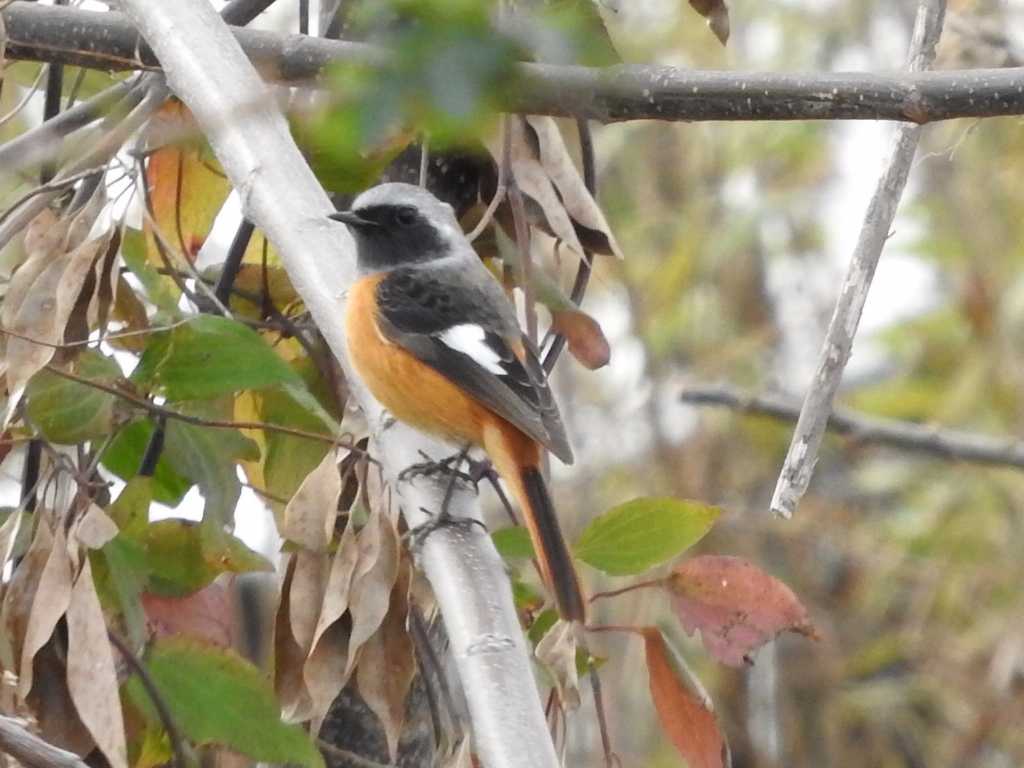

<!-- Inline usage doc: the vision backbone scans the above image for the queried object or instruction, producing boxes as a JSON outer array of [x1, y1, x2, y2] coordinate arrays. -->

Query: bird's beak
[[328, 210, 375, 228]]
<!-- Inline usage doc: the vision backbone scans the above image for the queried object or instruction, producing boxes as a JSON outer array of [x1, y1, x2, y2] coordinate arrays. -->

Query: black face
[[341, 203, 446, 271]]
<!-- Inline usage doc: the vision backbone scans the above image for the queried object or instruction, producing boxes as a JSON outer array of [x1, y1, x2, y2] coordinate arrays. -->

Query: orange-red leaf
[[142, 580, 234, 648], [642, 627, 728, 768], [550, 308, 611, 370], [667, 555, 817, 667]]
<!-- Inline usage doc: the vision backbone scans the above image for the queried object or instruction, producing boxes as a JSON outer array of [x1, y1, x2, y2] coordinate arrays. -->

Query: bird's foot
[[409, 506, 488, 550], [399, 449, 479, 490]]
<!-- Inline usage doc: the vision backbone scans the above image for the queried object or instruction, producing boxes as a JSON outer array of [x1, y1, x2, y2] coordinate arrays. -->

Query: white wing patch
[[439, 324, 506, 375]]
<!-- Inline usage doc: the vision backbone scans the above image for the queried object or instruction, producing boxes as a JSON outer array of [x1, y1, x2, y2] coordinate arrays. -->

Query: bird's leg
[[398, 448, 476, 487], [407, 445, 488, 549]]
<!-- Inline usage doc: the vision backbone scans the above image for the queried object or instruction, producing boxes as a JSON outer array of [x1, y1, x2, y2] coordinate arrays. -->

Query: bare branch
[[0, 716, 90, 768], [114, 1, 560, 765], [3, 3, 1023, 126], [681, 382, 1024, 471], [769, 0, 946, 519]]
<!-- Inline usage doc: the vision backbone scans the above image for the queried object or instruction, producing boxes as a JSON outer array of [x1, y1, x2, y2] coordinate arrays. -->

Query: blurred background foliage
[[2, 0, 1024, 765]]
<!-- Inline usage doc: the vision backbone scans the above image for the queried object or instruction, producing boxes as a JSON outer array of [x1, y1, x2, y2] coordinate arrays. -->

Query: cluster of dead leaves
[[273, 448, 426, 762], [2, 200, 121, 428], [0, 503, 126, 768]]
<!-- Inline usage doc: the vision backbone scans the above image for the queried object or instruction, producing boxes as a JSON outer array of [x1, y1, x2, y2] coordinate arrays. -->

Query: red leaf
[[550, 308, 610, 370], [666, 555, 817, 667], [642, 627, 728, 768], [142, 580, 234, 648]]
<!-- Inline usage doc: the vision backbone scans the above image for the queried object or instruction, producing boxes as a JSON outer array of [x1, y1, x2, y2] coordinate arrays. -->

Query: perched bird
[[332, 182, 585, 622]]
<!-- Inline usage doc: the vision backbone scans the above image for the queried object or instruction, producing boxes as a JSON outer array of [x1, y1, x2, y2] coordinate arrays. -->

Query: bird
[[331, 182, 586, 623]]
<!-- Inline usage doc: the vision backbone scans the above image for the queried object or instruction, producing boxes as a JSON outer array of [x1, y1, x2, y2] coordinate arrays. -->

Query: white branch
[[0, 716, 90, 768], [114, 2, 557, 766], [769, 0, 947, 519]]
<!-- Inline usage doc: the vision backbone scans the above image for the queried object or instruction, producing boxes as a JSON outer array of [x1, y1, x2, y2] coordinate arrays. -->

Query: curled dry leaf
[[67, 558, 129, 768], [534, 619, 580, 709], [282, 448, 342, 552], [3, 222, 114, 426], [689, 0, 730, 45], [304, 518, 361, 725], [641, 627, 729, 768], [1, 518, 53, 677], [18, 525, 73, 699], [274, 555, 312, 721], [343, 486, 400, 680], [142, 579, 234, 648], [288, 549, 329, 656], [70, 504, 119, 552], [666, 555, 818, 667], [522, 116, 623, 259], [355, 556, 416, 761]]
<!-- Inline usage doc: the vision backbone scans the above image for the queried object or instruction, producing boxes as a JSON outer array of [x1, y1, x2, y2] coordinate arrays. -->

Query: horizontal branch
[[680, 383, 1024, 471], [4, 2, 1024, 124]]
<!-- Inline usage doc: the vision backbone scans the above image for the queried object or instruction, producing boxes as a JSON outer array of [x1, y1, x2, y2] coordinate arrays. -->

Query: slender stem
[[466, 117, 509, 243], [588, 667, 617, 768], [508, 177, 537, 344], [214, 218, 255, 306], [588, 578, 663, 603], [107, 630, 187, 768], [0, 715, 90, 768], [137, 415, 167, 477], [39, 0, 67, 185]]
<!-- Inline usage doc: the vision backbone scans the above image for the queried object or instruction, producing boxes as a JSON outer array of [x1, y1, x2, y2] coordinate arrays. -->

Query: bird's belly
[[345, 278, 489, 446]]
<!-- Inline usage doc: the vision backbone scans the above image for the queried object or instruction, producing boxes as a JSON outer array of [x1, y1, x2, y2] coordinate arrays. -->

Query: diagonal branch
[[114, 2, 560, 766], [769, 0, 946, 519], [3, 2, 1023, 126], [0, 716, 90, 768], [681, 382, 1024, 471]]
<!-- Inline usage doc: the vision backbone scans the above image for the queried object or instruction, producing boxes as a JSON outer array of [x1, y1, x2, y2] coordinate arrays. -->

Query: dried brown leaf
[[67, 558, 128, 768], [274, 555, 312, 721], [642, 627, 729, 768], [534, 619, 580, 709], [3, 230, 112, 425], [688, 0, 730, 45], [523, 116, 623, 259], [1, 518, 53, 675], [70, 504, 119, 553], [304, 520, 360, 724], [282, 449, 342, 552], [18, 526, 72, 699], [355, 557, 415, 760], [288, 549, 329, 654], [343, 489, 400, 680]]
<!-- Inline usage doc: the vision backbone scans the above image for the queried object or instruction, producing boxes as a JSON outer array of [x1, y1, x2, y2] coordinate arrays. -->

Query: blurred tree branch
[[4, 2, 1024, 125], [681, 382, 1024, 471], [0, 716, 89, 768], [770, 0, 946, 519]]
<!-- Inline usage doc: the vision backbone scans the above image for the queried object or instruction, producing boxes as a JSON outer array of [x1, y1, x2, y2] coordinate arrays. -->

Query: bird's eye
[[395, 207, 417, 227]]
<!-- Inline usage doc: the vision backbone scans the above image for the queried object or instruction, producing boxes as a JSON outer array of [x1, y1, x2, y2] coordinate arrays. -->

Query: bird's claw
[[408, 506, 488, 551]]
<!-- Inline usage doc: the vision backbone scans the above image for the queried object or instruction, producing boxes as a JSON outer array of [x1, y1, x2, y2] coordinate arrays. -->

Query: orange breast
[[345, 274, 494, 447]]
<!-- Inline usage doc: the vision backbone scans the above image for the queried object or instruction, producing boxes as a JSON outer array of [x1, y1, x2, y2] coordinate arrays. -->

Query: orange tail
[[484, 424, 586, 623]]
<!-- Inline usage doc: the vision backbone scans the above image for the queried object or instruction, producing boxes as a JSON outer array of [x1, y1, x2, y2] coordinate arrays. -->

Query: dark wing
[[376, 267, 574, 464]]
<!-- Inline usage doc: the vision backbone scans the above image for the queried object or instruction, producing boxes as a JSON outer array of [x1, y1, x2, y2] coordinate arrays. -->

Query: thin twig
[[0, 317, 196, 350], [769, 0, 947, 519], [466, 116, 509, 243], [107, 629, 187, 768], [682, 382, 1024, 471], [588, 667, 617, 768], [0, 716, 89, 768], [588, 578, 662, 603], [214, 218, 255, 306], [0, 61, 47, 129], [40, 0, 67, 185], [507, 179, 537, 343], [42, 364, 344, 447]]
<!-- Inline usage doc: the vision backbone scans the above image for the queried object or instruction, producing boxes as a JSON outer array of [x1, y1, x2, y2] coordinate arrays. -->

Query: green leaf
[[107, 476, 154, 534], [134, 315, 301, 400], [92, 536, 149, 648], [491, 526, 534, 560], [26, 351, 121, 444], [161, 402, 260, 527], [133, 519, 272, 596], [575, 497, 720, 576], [125, 637, 324, 768], [121, 227, 180, 311], [102, 420, 193, 506]]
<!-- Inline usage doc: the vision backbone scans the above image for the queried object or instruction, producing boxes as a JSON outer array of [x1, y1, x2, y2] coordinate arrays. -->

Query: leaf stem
[[588, 578, 663, 604]]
